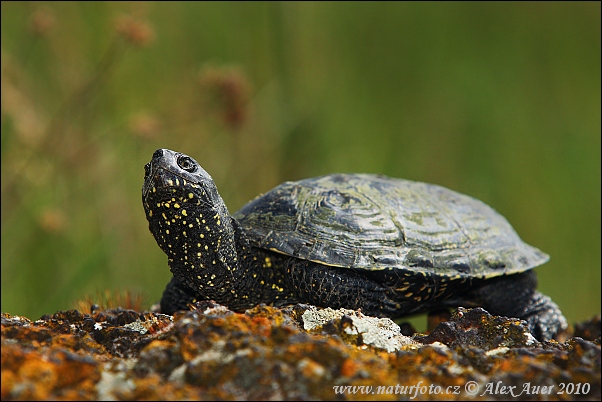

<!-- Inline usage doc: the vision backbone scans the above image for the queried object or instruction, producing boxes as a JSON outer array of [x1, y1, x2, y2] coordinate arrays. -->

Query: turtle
[[142, 148, 567, 341]]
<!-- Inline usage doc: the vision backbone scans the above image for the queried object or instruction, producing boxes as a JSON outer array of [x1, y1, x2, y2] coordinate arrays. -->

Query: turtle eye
[[177, 156, 197, 173], [144, 163, 151, 178]]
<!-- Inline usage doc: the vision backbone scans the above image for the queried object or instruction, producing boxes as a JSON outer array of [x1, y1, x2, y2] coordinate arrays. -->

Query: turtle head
[[143, 149, 215, 204], [143, 149, 239, 301]]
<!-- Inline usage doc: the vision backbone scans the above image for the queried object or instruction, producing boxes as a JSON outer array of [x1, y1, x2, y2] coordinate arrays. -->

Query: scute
[[233, 174, 549, 278]]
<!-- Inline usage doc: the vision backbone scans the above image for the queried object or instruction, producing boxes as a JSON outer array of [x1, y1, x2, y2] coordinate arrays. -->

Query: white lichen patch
[[485, 346, 510, 356], [123, 321, 149, 334], [297, 357, 326, 378], [524, 332, 537, 346], [203, 304, 231, 316], [97, 362, 136, 401], [168, 363, 187, 383], [301, 306, 418, 353], [301, 306, 355, 331]]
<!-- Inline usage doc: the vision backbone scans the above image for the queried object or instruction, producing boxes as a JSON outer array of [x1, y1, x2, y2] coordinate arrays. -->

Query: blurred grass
[[1, 2, 599, 328]]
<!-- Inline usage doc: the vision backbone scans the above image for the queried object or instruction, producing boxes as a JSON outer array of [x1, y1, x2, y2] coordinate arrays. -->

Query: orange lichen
[[340, 358, 359, 378]]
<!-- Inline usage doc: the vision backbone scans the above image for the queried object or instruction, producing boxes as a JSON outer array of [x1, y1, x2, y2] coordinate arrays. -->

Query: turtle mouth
[[143, 166, 188, 202]]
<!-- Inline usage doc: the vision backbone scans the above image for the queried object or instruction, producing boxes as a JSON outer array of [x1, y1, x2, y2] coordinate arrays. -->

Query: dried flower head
[[29, 7, 55, 37], [114, 14, 155, 47], [129, 112, 161, 140], [198, 66, 252, 129], [39, 208, 67, 234]]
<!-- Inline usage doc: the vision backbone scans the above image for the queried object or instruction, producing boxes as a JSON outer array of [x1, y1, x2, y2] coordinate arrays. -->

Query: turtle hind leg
[[518, 291, 568, 341], [285, 259, 405, 317], [467, 270, 568, 341]]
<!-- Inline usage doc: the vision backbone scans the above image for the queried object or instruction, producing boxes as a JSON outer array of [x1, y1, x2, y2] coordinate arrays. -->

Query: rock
[[1, 306, 600, 400], [574, 315, 601, 343], [416, 307, 538, 350]]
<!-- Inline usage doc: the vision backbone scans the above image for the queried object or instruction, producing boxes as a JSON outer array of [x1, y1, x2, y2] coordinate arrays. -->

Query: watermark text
[[333, 381, 591, 398]]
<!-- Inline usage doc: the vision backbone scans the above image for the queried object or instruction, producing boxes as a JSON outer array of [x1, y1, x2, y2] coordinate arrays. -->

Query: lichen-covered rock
[[1, 306, 600, 400]]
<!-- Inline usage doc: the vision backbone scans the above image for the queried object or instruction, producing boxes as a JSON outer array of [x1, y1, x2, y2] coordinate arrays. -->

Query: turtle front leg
[[159, 276, 202, 314], [284, 259, 406, 317], [467, 271, 568, 341]]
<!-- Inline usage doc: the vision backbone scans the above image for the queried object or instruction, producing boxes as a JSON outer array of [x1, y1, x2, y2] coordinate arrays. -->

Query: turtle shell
[[233, 174, 548, 279]]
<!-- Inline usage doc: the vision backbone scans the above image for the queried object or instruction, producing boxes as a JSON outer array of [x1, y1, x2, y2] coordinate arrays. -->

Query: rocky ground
[[1, 302, 600, 400]]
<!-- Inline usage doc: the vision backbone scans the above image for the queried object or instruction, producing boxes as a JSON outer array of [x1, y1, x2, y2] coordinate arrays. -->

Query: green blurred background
[[1, 2, 600, 329]]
